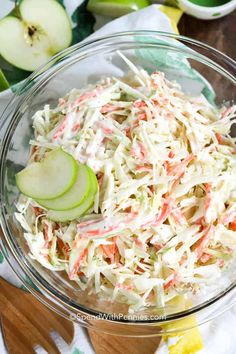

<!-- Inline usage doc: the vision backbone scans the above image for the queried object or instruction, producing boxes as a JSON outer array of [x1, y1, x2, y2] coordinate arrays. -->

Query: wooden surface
[[88, 329, 162, 354], [179, 11, 236, 59], [0, 277, 74, 354]]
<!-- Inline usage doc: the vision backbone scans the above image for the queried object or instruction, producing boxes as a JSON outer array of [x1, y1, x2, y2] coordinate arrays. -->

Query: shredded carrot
[[134, 266, 145, 274], [131, 116, 147, 129], [116, 283, 133, 291], [171, 206, 187, 225], [31, 145, 38, 156], [125, 127, 131, 138], [221, 210, 236, 225], [168, 150, 175, 159], [229, 219, 236, 231], [194, 217, 205, 226], [84, 225, 117, 237], [72, 86, 103, 108], [131, 143, 148, 161], [97, 121, 113, 134], [100, 104, 122, 114], [33, 207, 43, 216], [215, 133, 223, 144], [57, 238, 70, 254], [221, 106, 233, 118], [167, 154, 194, 178], [164, 273, 177, 291], [154, 243, 164, 251], [152, 197, 174, 227], [217, 259, 225, 267], [69, 248, 88, 279], [134, 238, 143, 247], [163, 160, 170, 172], [72, 122, 80, 132], [136, 164, 152, 172], [138, 142, 148, 160], [58, 98, 65, 106], [200, 253, 212, 263], [133, 100, 147, 108], [137, 112, 147, 121], [101, 237, 117, 262], [43, 223, 49, 242], [53, 115, 69, 140], [204, 183, 212, 222], [169, 172, 185, 193]]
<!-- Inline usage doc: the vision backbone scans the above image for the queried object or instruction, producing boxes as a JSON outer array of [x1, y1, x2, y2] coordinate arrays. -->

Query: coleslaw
[[15, 53, 236, 312]]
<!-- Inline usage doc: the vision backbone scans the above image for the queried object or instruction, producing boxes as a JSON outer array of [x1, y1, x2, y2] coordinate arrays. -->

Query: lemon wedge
[[161, 297, 203, 354]]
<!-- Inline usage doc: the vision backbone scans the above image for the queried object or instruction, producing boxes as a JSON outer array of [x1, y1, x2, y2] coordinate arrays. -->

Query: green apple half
[[0, 0, 72, 71], [87, 0, 150, 18]]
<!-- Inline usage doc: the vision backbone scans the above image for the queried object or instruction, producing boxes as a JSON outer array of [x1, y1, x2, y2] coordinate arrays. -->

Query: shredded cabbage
[[15, 53, 236, 312]]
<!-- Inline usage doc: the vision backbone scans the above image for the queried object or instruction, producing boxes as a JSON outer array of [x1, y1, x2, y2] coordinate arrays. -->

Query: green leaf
[[0, 55, 30, 87], [71, 0, 95, 44], [136, 37, 216, 105], [9, 4, 22, 19], [0, 69, 10, 92], [0, 251, 4, 263], [72, 348, 85, 354], [56, 0, 66, 8], [20, 275, 40, 292]]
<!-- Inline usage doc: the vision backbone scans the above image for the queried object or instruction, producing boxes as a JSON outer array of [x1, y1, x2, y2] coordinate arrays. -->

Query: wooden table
[[179, 11, 236, 59]]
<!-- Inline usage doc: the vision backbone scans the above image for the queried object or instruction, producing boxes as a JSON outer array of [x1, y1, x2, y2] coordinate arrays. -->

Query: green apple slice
[[37, 164, 91, 211], [16, 149, 77, 200], [0, 0, 72, 71], [87, 0, 150, 17], [48, 166, 98, 222]]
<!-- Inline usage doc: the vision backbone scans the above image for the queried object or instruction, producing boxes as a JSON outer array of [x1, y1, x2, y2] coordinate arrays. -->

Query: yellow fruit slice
[[162, 297, 204, 354]]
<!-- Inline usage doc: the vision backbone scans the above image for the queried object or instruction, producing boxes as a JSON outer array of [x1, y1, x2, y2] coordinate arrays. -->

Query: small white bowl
[[178, 0, 236, 19]]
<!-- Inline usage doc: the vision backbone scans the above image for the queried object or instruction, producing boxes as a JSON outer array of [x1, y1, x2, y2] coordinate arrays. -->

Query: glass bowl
[[0, 31, 236, 337]]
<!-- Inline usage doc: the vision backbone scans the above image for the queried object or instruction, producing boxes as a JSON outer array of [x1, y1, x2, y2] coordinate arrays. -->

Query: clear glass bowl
[[0, 31, 236, 336]]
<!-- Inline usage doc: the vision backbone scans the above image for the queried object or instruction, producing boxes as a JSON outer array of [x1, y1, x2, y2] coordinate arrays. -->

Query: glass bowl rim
[[0, 30, 236, 325]]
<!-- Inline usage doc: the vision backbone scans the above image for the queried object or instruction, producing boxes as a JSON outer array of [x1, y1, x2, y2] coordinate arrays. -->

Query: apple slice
[[37, 164, 91, 211], [87, 0, 150, 17], [48, 166, 98, 222], [16, 149, 77, 200], [0, 0, 72, 71]]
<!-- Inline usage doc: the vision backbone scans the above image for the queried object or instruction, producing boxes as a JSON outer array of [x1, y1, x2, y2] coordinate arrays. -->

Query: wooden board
[[88, 329, 162, 354], [179, 11, 236, 59], [0, 277, 74, 354]]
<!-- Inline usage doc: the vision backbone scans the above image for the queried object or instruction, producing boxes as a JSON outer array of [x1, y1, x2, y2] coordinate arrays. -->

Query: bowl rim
[[0, 30, 236, 325], [179, 0, 236, 12]]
